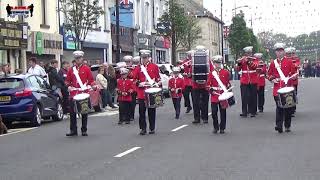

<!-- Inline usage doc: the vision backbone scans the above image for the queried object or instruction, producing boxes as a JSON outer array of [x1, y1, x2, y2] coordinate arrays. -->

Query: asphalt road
[[1, 78, 320, 180]]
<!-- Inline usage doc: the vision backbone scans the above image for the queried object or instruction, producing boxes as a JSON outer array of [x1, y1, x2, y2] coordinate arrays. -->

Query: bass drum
[[145, 88, 164, 108]]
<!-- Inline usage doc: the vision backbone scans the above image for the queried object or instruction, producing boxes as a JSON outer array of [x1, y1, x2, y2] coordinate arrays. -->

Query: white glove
[[272, 79, 279, 83]]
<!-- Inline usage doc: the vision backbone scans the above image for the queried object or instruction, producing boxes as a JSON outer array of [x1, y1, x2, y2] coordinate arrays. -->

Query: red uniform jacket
[[128, 66, 138, 93], [65, 64, 95, 98], [192, 61, 214, 89], [267, 58, 296, 96], [117, 78, 134, 102], [182, 58, 192, 87], [206, 69, 230, 103], [257, 63, 267, 87], [133, 62, 161, 100], [168, 76, 185, 98], [237, 56, 259, 84], [291, 56, 300, 86]]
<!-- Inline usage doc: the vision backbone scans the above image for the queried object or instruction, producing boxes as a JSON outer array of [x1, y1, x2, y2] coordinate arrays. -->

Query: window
[[136, 0, 141, 29], [156, 50, 166, 64], [145, 2, 150, 33], [27, 76, 41, 90], [42, 0, 47, 25], [179, 52, 187, 60]]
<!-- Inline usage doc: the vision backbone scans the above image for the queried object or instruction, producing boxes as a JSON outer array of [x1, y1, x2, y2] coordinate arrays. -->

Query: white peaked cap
[[172, 67, 181, 72], [195, 45, 206, 51], [120, 68, 129, 75], [123, 55, 133, 61], [243, 46, 253, 53], [140, 49, 151, 57], [291, 47, 296, 53], [274, 43, 286, 50], [116, 62, 127, 68], [73, 51, 84, 58], [133, 56, 141, 62], [254, 53, 263, 58], [212, 55, 223, 62], [187, 50, 194, 55]]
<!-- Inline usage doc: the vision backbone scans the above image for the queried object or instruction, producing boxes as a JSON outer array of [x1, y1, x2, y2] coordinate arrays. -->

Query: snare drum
[[145, 88, 164, 108], [73, 93, 91, 114], [218, 92, 235, 108], [277, 87, 297, 108]]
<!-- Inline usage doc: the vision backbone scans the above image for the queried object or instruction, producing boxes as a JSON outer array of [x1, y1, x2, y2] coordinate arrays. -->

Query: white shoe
[[113, 104, 119, 108]]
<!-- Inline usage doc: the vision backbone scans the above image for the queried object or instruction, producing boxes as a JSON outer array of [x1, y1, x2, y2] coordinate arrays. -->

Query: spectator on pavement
[[27, 57, 47, 78], [58, 61, 70, 81], [103, 63, 118, 109], [96, 66, 114, 110]]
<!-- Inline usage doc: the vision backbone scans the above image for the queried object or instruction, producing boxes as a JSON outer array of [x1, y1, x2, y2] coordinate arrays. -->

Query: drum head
[[278, 87, 294, 94], [74, 93, 90, 100], [145, 87, 162, 93], [218, 92, 234, 101]]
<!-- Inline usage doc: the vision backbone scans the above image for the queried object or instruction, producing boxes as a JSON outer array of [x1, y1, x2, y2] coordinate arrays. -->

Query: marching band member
[[65, 51, 95, 137], [117, 68, 134, 125], [254, 53, 267, 113], [191, 46, 211, 124], [182, 51, 193, 113], [133, 50, 161, 135], [267, 43, 297, 133], [123, 55, 135, 121], [169, 67, 185, 119], [129, 56, 141, 120], [236, 46, 259, 118], [290, 47, 300, 116], [207, 55, 231, 134]]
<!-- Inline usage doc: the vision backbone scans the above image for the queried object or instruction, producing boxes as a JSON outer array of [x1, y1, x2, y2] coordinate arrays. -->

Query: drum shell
[[277, 90, 297, 108], [192, 52, 209, 84], [227, 96, 236, 107], [74, 97, 92, 114], [145, 90, 164, 108]]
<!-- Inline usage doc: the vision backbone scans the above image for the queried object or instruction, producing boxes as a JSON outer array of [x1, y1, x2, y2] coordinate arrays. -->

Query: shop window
[[179, 52, 187, 60], [156, 50, 166, 64]]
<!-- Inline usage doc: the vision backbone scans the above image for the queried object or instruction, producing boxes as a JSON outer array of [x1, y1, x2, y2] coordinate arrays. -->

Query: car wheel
[[31, 105, 42, 127], [53, 101, 64, 121]]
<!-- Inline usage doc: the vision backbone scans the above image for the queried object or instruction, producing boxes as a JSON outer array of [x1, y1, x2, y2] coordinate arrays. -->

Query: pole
[[116, 0, 120, 63], [221, 0, 224, 62]]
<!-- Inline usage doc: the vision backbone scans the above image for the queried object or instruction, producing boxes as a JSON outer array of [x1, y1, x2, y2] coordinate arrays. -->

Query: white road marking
[[0, 127, 38, 137], [171, 124, 188, 132], [91, 111, 119, 117], [114, 147, 141, 158]]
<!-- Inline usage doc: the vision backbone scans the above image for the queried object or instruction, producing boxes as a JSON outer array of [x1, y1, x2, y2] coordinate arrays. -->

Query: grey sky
[[203, 0, 320, 37]]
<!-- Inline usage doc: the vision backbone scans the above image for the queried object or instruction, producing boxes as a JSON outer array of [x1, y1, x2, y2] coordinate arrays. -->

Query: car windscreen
[[0, 78, 25, 91]]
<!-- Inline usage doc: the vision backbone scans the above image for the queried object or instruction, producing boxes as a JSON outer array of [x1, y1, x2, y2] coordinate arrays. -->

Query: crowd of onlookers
[[302, 60, 320, 78]]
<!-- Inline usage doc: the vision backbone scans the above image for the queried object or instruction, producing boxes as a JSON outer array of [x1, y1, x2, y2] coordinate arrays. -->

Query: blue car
[[0, 74, 64, 127]]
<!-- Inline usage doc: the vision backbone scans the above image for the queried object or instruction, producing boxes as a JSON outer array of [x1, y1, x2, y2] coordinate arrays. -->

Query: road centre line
[[114, 147, 141, 158], [0, 127, 38, 137], [171, 124, 188, 132]]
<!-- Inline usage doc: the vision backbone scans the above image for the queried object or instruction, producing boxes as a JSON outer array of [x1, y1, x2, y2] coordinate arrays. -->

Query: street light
[[232, 5, 249, 16]]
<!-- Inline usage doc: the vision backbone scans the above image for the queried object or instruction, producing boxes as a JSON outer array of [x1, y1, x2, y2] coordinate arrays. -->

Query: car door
[[35, 76, 58, 116]]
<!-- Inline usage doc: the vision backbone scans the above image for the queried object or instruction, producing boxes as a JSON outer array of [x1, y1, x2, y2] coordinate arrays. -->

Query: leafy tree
[[59, 0, 104, 50], [158, 0, 201, 64]]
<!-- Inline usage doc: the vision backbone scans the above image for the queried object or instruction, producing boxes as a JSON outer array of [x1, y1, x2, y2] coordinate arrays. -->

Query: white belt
[[242, 70, 256, 73], [259, 74, 265, 77], [211, 87, 222, 90]]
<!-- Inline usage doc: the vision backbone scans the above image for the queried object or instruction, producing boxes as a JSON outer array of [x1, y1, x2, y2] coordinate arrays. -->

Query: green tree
[[158, 0, 201, 64], [228, 12, 252, 59], [59, 0, 104, 50]]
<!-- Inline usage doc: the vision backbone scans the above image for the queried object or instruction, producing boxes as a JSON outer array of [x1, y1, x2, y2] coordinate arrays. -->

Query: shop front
[[153, 36, 170, 64], [111, 25, 134, 63]]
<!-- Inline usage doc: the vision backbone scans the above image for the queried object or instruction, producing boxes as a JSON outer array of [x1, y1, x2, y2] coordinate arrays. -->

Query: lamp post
[[221, 0, 224, 60], [115, 0, 120, 63], [232, 5, 249, 16]]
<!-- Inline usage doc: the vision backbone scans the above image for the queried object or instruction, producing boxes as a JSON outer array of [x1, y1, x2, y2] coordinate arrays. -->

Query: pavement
[[1, 78, 320, 180]]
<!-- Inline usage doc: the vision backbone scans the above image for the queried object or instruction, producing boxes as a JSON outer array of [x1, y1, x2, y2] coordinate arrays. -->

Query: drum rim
[[73, 93, 90, 100], [277, 87, 295, 94], [145, 87, 162, 93]]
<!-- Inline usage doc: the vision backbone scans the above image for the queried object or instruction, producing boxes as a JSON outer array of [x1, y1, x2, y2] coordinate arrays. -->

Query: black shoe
[[81, 132, 88, 136], [213, 129, 218, 134], [186, 107, 192, 113], [66, 132, 78, 137], [220, 130, 225, 134], [240, 114, 247, 118], [125, 121, 130, 124], [130, 118, 134, 121], [291, 114, 295, 117], [250, 114, 256, 118], [139, 130, 146, 135], [192, 120, 200, 124], [285, 128, 291, 132], [118, 121, 123, 125], [275, 127, 283, 133], [203, 120, 208, 124], [175, 116, 179, 119], [259, 109, 263, 113], [149, 130, 155, 134]]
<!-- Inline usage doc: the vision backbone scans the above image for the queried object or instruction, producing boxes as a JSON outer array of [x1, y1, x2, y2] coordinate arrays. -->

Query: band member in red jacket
[[182, 51, 193, 113], [288, 47, 300, 115], [191, 46, 212, 124], [254, 53, 267, 113], [128, 56, 140, 121], [207, 55, 231, 134], [133, 50, 161, 135], [236, 46, 259, 118], [65, 51, 95, 137], [267, 43, 297, 133], [117, 68, 134, 125], [169, 67, 185, 119]]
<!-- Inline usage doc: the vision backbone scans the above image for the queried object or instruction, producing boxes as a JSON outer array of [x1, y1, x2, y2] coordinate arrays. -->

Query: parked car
[[0, 74, 64, 127]]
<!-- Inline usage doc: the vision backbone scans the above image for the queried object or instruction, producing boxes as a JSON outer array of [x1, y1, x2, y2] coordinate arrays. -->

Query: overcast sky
[[203, 0, 320, 37]]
